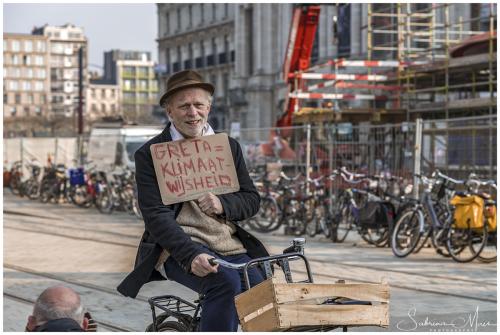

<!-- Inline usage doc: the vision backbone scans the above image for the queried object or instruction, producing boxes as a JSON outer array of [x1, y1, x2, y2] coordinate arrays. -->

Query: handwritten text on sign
[[150, 133, 239, 205]]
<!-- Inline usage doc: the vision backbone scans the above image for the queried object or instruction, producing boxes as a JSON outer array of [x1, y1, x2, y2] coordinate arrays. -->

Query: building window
[[11, 40, 20, 51], [111, 104, 116, 113], [26, 68, 33, 78], [10, 81, 19, 90], [24, 107, 30, 116], [101, 103, 106, 113], [22, 81, 32, 91], [200, 4, 204, 24], [3, 40, 7, 51], [35, 56, 44, 65], [139, 80, 148, 90], [224, 4, 229, 18], [177, 8, 181, 31], [110, 90, 115, 98], [41, 94, 46, 104], [137, 67, 149, 77], [91, 104, 97, 112], [212, 3, 216, 22], [27, 94, 34, 104], [37, 69, 46, 79], [165, 13, 170, 35], [36, 41, 46, 52], [15, 93, 21, 104], [12, 55, 20, 65], [165, 48, 171, 74], [35, 106, 42, 114], [3, 93, 8, 104], [211, 37, 217, 66], [12, 68, 21, 78], [222, 73, 229, 99], [24, 40, 33, 52], [188, 5, 193, 27], [34, 81, 44, 91], [23, 55, 32, 66], [10, 107, 16, 116]]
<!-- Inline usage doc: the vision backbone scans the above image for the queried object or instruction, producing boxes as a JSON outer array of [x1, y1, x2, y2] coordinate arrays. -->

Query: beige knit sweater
[[155, 200, 247, 275]]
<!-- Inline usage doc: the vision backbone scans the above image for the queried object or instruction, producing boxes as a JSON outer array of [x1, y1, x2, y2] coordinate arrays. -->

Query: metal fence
[[420, 115, 497, 180], [3, 115, 496, 182], [237, 115, 496, 181]]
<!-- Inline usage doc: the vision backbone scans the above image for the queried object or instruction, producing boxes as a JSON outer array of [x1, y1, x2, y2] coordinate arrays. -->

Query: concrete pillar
[[361, 4, 368, 56], [351, 4, 361, 57]]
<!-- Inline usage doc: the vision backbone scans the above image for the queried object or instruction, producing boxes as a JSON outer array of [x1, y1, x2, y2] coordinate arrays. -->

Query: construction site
[[240, 3, 497, 180], [3, 3, 497, 180]]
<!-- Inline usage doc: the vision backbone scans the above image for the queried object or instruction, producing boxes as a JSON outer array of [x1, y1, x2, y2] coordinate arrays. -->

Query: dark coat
[[34, 318, 84, 332], [117, 124, 269, 298]]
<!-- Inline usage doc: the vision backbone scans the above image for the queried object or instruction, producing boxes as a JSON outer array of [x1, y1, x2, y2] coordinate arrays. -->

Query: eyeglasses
[[175, 103, 210, 112]]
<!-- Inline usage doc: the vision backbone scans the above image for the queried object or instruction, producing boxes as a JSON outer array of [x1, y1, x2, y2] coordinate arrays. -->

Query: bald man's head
[[31, 286, 84, 326]]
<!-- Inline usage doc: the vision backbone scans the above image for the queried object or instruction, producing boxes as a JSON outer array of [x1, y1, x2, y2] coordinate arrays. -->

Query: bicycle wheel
[[477, 230, 496, 263], [331, 196, 352, 243], [446, 222, 488, 263], [252, 196, 280, 232], [146, 320, 188, 332], [431, 203, 454, 258], [390, 209, 423, 257], [97, 188, 114, 214]]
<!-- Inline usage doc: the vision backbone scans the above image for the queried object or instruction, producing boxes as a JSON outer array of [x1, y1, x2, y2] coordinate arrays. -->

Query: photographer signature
[[396, 306, 496, 331]]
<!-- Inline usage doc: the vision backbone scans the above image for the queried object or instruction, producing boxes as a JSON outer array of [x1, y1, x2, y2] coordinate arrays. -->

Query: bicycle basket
[[235, 278, 389, 331], [450, 195, 484, 229], [69, 168, 85, 186]]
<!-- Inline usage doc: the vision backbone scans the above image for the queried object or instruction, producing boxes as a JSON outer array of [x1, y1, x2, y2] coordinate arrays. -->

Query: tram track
[[4, 196, 496, 306], [3, 292, 134, 332], [5, 222, 496, 299], [4, 213, 141, 240], [4, 225, 138, 248]]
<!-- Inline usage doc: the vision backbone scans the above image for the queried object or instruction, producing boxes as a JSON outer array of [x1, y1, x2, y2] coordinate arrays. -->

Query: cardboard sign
[[150, 133, 239, 205]]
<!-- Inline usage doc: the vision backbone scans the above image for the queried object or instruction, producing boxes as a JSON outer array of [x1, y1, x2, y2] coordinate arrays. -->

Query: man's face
[[166, 87, 211, 138]]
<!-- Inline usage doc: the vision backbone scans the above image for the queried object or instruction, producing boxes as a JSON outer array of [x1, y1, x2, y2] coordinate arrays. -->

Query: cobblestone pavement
[[3, 191, 497, 332]]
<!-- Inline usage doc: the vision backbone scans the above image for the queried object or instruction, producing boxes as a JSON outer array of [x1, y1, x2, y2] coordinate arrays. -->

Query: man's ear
[[26, 315, 37, 331]]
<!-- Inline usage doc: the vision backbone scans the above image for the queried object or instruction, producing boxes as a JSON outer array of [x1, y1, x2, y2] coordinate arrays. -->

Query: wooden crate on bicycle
[[235, 277, 389, 331]]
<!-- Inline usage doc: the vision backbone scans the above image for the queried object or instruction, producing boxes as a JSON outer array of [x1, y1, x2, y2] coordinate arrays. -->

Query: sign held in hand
[[150, 133, 239, 205]]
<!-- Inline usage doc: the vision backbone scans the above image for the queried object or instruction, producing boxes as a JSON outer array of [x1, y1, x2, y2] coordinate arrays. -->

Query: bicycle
[[465, 174, 496, 263], [146, 238, 375, 332], [331, 167, 393, 246], [391, 170, 489, 262]]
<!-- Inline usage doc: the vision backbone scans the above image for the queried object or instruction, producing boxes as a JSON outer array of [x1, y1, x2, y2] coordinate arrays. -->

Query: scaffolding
[[291, 3, 497, 125], [367, 3, 497, 119]]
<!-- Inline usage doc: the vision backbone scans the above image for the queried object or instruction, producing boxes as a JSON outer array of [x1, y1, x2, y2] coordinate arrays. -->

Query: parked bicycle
[[146, 238, 377, 332]]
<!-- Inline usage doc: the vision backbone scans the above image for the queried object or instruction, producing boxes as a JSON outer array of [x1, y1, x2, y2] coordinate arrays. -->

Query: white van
[[87, 124, 163, 171]]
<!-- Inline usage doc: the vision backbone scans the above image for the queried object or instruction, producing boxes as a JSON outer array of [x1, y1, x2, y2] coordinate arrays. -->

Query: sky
[[3, 3, 158, 73]]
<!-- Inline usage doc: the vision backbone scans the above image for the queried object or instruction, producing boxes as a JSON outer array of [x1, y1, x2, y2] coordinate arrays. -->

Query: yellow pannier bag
[[450, 195, 484, 229], [484, 204, 497, 231]]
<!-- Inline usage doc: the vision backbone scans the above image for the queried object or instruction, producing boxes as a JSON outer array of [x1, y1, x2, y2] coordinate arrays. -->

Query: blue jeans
[[164, 247, 265, 332]]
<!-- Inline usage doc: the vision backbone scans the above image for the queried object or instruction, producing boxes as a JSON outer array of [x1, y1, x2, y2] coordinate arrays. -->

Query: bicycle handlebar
[[433, 170, 464, 185], [207, 238, 310, 290], [340, 166, 366, 179], [280, 171, 302, 182]]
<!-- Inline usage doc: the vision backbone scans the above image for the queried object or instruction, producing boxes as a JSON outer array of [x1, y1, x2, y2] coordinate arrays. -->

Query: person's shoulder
[[136, 128, 169, 156], [214, 131, 240, 147]]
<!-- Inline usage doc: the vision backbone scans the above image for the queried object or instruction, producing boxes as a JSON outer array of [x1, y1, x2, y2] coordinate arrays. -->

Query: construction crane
[[276, 5, 321, 129]]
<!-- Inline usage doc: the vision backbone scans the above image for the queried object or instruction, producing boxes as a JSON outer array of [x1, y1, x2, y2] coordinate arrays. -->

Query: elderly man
[[26, 285, 89, 332], [117, 70, 269, 331]]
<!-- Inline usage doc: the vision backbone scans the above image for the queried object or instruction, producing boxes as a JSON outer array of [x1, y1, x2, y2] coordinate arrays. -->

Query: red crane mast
[[277, 5, 321, 128]]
